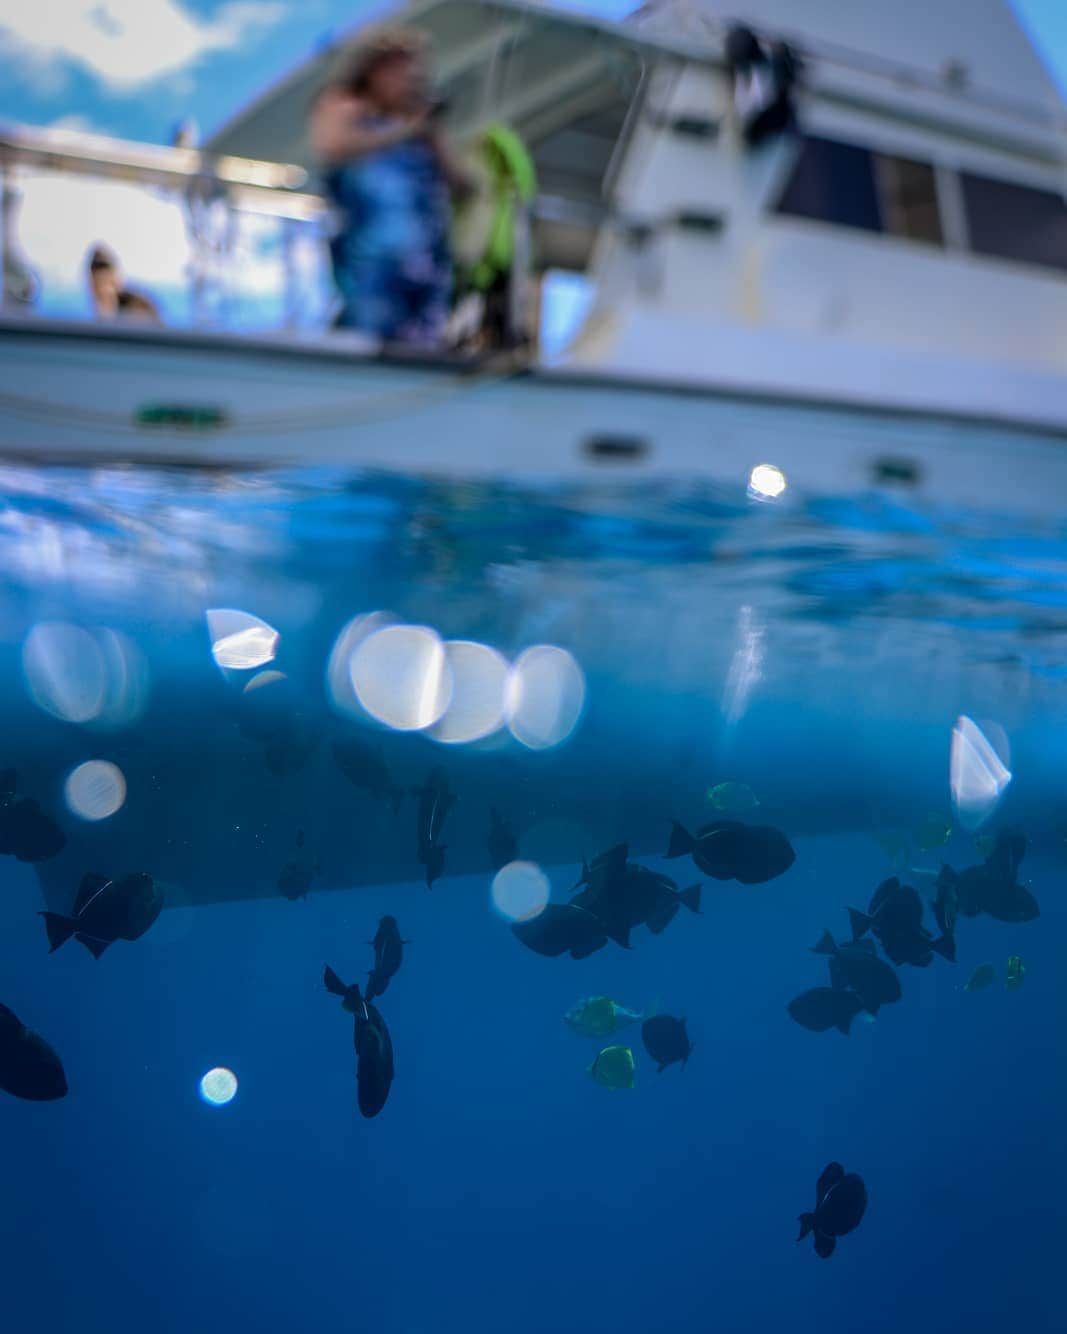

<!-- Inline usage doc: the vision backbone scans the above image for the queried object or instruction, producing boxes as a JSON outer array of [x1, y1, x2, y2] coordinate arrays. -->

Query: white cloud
[[1, 0, 285, 92]]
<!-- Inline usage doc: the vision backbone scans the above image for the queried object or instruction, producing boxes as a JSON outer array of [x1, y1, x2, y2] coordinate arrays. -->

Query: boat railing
[[0, 123, 334, 331]]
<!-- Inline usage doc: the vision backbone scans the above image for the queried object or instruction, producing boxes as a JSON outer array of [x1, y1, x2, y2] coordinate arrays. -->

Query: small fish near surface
[[641, 1014, 692, 1072], [797, 1162, 868, 1259], [488, 807, 518, 872], [412, 765, 456, 888], [276, 830, 320, 901], [787, 987, 865, 1036], [707, 781, 759, 813], [366, 915, 408, 1002], [964, 962, 996, 993], [1005, 955, 1026, 991], [588, 1044, 635, 1091], [811, 930, 902, 1014], [564, 996, 648, 1039], [0, 770, 65, 863], [40, 871, 164, 958], [666, 819, 795, 885], [324, 965, 395, 1119], [332, 737, 404, 814], [848, 878, 953, 968], [938, 832, 1039, 925], [512, 903, 607, 961], [0, 1001, 68, 1101]]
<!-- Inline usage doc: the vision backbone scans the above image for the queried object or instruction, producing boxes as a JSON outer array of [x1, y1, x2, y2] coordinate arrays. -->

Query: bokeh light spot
[[429, 641, 509, 744], [350, 623, 453, 731], [206, 609, 279, 670], [199, 1068, 238, 1106], [22, 622, 107, 723], [950, 715, 1012, 830], [748, 463, 787, 501], [64, 760, 126, 821], [492, 861, 550, 922], [506, 645, 585, 750]]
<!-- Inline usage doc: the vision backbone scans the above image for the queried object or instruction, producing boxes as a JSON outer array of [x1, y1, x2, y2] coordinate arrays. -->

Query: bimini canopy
[[206, 0, 659, 271]]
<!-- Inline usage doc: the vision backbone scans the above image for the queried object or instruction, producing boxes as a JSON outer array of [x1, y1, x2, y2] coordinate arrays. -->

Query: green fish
[[1005, 955, 1026, 991], [915, 813, 953, 852], [588, 1045, 635, 1090], [565, 996, 649, 1039], [964, 962, 996, 993], [707, 782, 759, 813]]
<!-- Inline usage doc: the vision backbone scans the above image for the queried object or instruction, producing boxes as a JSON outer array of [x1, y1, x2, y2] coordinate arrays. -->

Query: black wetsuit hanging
[[725, 25, 800, 149]]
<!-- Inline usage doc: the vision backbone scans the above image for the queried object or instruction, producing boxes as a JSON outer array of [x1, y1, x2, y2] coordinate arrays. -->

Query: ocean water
[[0, 461, 1063, 1334]]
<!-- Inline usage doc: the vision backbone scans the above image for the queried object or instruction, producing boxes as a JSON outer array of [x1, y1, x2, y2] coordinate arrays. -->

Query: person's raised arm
[[309, 89, 421, 165]]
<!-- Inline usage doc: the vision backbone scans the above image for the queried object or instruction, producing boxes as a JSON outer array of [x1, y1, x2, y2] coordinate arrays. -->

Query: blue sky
[[2, 1, 1065, 145]]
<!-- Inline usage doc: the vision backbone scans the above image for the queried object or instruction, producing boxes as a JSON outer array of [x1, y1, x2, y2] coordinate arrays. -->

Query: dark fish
[[488, 807, 518, 871], [413, 766, 455, 888], [0, 772, 66, 863], [324, 965, 395, 1119], [940, 832, 1038, 924], [641, 1014, 693, 1072], [277, 830, 319, 901], [787, 987, 864, 1035], [572, 853, 700, 948], [366, 915, 408, 1001], [332, 737, 404, 813], [931, 872, 959, 946], [666, 819, 795, 884], [797, 1162, 868, 1258], [40, 871, 164, 958], [238, 677, 318, 774], [812, 930, 902, 1013], [0, 1001, 67, 1101], [511, 903, 607, 960], [848, 878, 953, 967]]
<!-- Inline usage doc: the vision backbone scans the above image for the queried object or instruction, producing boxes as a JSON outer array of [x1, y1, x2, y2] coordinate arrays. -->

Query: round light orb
[[22, 622, 107, 723], [206, 608, 279, 670], [199, 1067, 238, 1107], [429, 641, 510, 744], [350, 623, 453, 732], [64, 760, 126, 821], [325, 611, 395, 717], [506, 645, 585, 750], [747, 463, 787, 501], [492, 860, 550, 922], [95, 629, 150, 728]]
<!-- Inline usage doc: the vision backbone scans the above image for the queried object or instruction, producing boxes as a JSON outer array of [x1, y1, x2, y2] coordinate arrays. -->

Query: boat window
[[960, 173, 1067, 272], [874, 155, 943, 245], [775, 135, 944, 246], [776, 136, 882, 233]]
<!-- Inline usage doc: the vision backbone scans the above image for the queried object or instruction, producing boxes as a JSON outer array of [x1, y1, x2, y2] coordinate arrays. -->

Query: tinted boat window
[[776, 135, 882, 232], [961, 172, 1067, 272]]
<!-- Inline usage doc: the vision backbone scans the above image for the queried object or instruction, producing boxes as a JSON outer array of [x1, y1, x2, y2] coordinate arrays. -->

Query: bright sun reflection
[[350, 623, 453, 731], [429, 640, 510, 744], [325, 612, 395, 717], [748, 463, 787, 500], [491, 861, 550, 922], [505, 645, 585, 750], [206, 609, 279, 670], [64, 760, 126, 821], [950, 715, 1012, 829], [199, 1068, 238, 1106]]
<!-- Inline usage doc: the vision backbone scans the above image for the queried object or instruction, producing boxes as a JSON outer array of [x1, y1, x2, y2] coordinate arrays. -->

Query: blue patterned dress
[[325, 120, 452, 344]]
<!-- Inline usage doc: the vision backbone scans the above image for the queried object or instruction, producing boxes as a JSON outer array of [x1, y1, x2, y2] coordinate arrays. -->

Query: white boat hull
[[2, 316, 1066, 519]]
